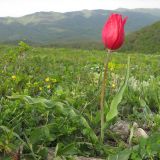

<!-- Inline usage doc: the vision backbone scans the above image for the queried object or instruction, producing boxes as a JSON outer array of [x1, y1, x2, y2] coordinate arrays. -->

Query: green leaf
[[106, 56, 130, 122], [0, 126, 25, 145], [8, 95, 98, 144], [108, 149, 131, 160], [55, 143, 77, 156], [30, 126, 51, 145], [7, 95, 52, 108]]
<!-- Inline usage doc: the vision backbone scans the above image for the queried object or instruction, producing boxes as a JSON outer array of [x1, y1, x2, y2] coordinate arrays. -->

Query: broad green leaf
[[8, 95, 98, 143], [107, 149, 131, 160], [106, 56, 130, 122], [7, 95, 52, 108], [55, 143, 77, 156]]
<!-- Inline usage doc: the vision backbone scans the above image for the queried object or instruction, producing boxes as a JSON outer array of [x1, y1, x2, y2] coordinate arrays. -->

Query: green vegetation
[[122, 21, 160, 54], [0, 44, 160, 159]]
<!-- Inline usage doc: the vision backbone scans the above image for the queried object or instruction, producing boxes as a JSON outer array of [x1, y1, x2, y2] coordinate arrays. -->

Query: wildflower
[[39, 87, 42, 91], [112, 83, 116, 88], [45, 77, 50, 82], [12, 75, 16, 80], [47, 85, 51, 89], [108, 62, 115, 71]]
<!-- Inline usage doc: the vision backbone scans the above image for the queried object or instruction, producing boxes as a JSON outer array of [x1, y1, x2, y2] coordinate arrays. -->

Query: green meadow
[[0, 44, 160, 159]]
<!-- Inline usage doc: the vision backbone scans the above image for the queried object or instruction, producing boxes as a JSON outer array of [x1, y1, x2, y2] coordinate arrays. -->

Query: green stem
[[100, 50, 111, 143]]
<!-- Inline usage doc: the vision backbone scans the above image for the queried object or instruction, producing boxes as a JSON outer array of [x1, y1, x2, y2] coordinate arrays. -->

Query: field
[[0, 44, 160, 159]]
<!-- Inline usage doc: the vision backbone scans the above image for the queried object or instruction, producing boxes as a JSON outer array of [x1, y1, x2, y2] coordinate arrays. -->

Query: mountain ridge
[[0, 8, 160, 44]]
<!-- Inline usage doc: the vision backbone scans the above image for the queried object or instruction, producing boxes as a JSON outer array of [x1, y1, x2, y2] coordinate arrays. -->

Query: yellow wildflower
[[39, 87, 42, 91], [12, 75, 16, 80], [112, 83, 116, 88], [108, 62, 115, 71], [45, 77, 50, 82], [47, 85, 51, 89]]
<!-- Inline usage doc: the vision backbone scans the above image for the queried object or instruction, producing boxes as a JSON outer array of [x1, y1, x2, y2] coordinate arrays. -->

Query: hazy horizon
[[0, 0, 160, 17], [0, 8, 160, 18]]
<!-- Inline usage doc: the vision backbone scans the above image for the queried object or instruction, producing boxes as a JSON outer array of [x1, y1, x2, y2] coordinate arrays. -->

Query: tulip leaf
[[106, 56, 130, 122]]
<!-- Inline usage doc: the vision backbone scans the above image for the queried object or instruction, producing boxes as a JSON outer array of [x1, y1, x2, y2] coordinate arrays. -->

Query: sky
[[0, 0, 160, 17]]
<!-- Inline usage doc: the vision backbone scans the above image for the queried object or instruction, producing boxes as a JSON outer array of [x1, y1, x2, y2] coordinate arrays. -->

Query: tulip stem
[[100, 49, 111, 143]]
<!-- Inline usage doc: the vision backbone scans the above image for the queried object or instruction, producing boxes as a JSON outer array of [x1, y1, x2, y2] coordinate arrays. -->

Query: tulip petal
[[123, 16, 128, 26], [112, 14, 123, 49]]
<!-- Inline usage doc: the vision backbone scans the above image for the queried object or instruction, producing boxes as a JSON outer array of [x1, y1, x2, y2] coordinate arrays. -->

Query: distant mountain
[[122, 21, 160, 54], [0, 8, 160, 44]]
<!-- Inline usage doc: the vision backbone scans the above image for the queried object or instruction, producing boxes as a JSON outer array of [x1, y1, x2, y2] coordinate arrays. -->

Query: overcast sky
[[0, 0, 160, 17]]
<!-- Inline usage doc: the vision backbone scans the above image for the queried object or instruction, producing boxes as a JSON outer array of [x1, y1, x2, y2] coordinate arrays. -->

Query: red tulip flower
[[102, 13, 128, 50], [100, 14, 128, 143]]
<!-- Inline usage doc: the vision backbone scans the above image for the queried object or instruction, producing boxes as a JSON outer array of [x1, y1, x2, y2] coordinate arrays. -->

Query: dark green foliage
[[122, 21, 160, 54]]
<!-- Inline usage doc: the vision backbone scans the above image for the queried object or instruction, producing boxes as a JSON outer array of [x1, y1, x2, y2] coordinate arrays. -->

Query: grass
[[0, 44, 160, 159]]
